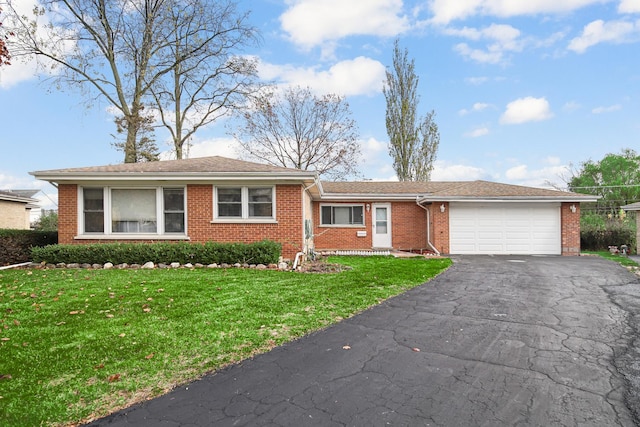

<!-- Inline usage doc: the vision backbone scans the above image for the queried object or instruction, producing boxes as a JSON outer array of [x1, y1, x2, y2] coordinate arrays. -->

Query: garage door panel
[[449, 203, 560, 255]]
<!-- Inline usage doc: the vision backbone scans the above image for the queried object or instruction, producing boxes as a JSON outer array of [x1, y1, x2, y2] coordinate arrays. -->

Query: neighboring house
[[0, 190, 40, 230], [31, 156, 598, 259]]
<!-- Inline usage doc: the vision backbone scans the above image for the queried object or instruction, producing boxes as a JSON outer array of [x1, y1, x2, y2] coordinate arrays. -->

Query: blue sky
[[1, 0, 640, 211]]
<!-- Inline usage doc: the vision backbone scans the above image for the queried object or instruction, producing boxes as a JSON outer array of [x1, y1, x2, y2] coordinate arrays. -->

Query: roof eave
[[30, 171, 318, 183], [418, 196, 600, 203]]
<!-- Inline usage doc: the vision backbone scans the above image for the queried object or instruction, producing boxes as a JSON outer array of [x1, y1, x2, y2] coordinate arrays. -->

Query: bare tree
[[6, 0, 258, 162], [233, 86, 361, 180], [149, 0, 259, 159], [0, 5, 10, 66], [384, 39, 439, 181]]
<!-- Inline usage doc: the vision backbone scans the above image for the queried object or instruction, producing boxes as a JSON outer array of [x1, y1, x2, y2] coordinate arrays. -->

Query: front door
[[372, 203, 392, 248]]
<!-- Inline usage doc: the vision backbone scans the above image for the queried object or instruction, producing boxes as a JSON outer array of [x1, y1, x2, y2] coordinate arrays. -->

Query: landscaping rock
[[92, 264, 102, 269], [158, 263, 168, 269], [278, 262, 288, 270], [256, 264, 267, 270], [141, 262, 155, 269], [81, 263, 92, 269], [184, 263, 193, 269], [170, 262, 181, 269], [67, 263, 80, 269], [195, 263, 204, 268], [104, 262, 114, 269], [268, 263, 278, 269], [221, 263, 230, 268], [234, 263, 242, 268]]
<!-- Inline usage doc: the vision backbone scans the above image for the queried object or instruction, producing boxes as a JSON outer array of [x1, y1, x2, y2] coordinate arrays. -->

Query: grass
[[583, 250, 639, 267], [0, 256, 451, 426]]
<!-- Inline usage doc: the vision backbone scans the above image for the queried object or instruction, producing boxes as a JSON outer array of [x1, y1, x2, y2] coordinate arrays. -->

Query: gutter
[[416, 198, 440, 256]]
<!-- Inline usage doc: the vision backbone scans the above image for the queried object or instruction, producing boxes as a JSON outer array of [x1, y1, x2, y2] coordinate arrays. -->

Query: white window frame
[[319, 203, 365, 227], [76, 186, 188, 239], [213, 186, 277, 223]]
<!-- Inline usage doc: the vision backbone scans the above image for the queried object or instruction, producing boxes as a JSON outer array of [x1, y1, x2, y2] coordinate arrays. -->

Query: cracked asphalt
[[89, 255, 640, 426]]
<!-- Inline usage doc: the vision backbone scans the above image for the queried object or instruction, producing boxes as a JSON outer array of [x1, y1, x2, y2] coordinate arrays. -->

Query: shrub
[[0, 229, 58, 265], [580, 212, 636, 253], [31, 240, 281, 266]]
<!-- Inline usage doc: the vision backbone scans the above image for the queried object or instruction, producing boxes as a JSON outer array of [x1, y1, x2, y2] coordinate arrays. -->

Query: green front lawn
[[0, 256, 451, 426], [583, 250, 638, 267]]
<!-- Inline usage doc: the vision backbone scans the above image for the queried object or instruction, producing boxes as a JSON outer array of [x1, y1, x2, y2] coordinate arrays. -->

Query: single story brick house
[[31, 156, 598, 259]]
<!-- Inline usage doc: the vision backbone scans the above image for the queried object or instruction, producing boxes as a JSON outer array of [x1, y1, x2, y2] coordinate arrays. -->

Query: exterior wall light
[[570, 204, 577, 213], [440, 204, 446, 213]]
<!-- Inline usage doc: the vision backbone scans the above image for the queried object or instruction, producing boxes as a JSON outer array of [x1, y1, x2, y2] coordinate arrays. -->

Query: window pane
[[83, 188, 104, 232], [321, 206, 332, 224], [333, 207, 351, 224], [218, 188, 242, 217], [84, 188, 104, 211], [84, 212, 104, 233], [112, 189, 157, 233], [164, 213, 185, 233], [164, 188, 184, 211], [248, 188, 272, 217], [218, 188, 241, 203], [353, 206, 364, 224]]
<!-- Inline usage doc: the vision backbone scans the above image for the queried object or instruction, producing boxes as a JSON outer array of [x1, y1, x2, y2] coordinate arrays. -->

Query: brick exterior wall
[[187, 184, 304, 259], [312, 201, 429, 252], [56, 183, 305, 260], [0, 200, 31, 229], [561, 202, 581, 256], [58, 184, 77, 244], [430, 202, 450, 254]]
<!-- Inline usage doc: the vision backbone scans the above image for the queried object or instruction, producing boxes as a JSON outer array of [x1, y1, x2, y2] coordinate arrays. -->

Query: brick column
[[561, 202, 581, 256]]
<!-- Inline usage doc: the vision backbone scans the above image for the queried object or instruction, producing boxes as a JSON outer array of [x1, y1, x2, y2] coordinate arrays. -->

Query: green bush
[[31, 240, 282, 266], [580, 212, 636, 253], [0, 229, 58, 265]]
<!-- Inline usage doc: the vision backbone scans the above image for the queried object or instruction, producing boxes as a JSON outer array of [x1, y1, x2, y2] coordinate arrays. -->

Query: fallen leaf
[[1, 338, 9, 342], [119, 333, 126, 338], [342, 345, 351, 350], [13, 320, 20, 326], [69, 311, 79, 315], [412, 347, 421, 352], [56, 322, 66, 326], [0, 374, 11, 380], [107, 374, 120, 383], [106, 314, 114, 318], [94, 363, 105, 370], [145, 353, 154, 360]]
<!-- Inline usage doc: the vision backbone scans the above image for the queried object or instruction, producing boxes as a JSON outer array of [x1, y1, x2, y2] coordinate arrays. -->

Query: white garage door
[[449, 203, 561, 255]]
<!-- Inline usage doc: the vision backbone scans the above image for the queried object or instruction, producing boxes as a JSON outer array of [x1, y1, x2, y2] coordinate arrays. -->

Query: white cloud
[[431, 161, 487, 181], [504, 163, 571, 188], [159, 136, 240, 160], [619, 0, 640, 13], [448, 24, 524, 64], [592, 104, 622, 114], [459, 102, 491, 115], [258, 57, 386, 97], [428, 0, 607, 24], [464, 127, 490, 137], [568, 19, 640, 53], [280, 0, 409, 52], [500, 96, 554, 124]]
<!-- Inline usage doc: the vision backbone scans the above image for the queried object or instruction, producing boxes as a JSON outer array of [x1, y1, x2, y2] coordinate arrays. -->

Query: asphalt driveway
[[90, 256, 640, 426]]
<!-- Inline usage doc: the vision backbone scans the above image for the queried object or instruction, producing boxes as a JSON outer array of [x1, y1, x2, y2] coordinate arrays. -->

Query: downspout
[[417, 198, 440, 256]]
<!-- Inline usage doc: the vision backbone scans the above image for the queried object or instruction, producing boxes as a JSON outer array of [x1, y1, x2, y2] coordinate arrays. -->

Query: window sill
[[211, 218, 278, 224], [319, 224, 366, 228], [75, 234, 190, 241]]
